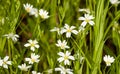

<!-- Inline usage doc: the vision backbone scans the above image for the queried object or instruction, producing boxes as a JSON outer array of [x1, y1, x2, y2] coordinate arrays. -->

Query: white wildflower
[[110, 0, 120, 5], [78, 8, 90, 14], [24, 39, 40, 51], [78, 14, 94, 27], [103, 55, 115, 66], [30, 8, 39, 17], [25, 53, 40, 64], [18, 63, 31, 71], [39, 9, 49, 19], [32, 71, 41, 74], [50, 27, 60, 35], [57, 51, 75, 65], [56, 39, 70, 49], [55, 65, 73, 74], [23, 3, 33, 13], [3, 33, 19, 42], [0, 56, 12, 69], [79, 25, 85, 32], [61, 24, 78, 38]]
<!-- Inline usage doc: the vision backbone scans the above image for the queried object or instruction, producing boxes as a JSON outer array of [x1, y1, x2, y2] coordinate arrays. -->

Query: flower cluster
[[53, 25, 76, 73], [51, 8, 94, 73], [18, 39, 40, 73], [54, 38, 75, 73], [55, 42, 73, 73], [77, 8, 95, 34], [2, 1, 118, 73], [51, 24, 78, 38], [23, 3, 49, 19], [16, 3, 51, 73]]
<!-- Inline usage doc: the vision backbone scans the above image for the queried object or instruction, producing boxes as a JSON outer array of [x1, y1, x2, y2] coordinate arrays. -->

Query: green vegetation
[[0, 0, 120, 74]]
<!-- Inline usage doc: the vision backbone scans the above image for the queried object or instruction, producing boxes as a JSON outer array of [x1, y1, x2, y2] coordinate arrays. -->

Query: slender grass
[[0, 0, 120, 74]]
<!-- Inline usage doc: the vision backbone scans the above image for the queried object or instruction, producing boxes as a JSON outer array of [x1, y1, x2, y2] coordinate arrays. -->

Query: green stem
[[71, 37, 91, 68], [103, 66, 107, 74], [8, 40, 11, 59]]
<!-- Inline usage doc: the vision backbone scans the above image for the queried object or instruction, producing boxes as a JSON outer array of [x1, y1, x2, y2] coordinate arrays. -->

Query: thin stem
[[103, 66, 107, 74]]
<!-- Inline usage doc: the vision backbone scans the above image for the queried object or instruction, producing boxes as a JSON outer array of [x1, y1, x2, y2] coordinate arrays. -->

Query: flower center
[[61, 44, 65, 49], [41, 14, 45, 19], [106, 61, 111, 65], [31, 58, 35, 62], [31, 43, 35, 47], [85, 19, 90, 22], [63, 69, 67, 73], [64, 55, 68, 60], [26, 8, 30, 12], [67, 29, 71, 32], [3, 61, 7, 65]]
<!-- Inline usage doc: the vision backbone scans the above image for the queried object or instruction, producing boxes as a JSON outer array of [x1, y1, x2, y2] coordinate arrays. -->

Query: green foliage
[[0, 0, 120, 74]]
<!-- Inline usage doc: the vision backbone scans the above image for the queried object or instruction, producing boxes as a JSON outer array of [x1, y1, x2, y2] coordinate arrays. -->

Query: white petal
[[24, 43, 30, 47], [3, 64, 8, 69], [66, 51, 71, 56], [28, 39, 33, 43], [64, 60, 69, 65], [81, 21, 87, 27], [56, 44, 60, 47], [103, 55, 107, 61], [57, 57, 64, 62], [58, 40, 61, 43], [89, 21, 94, 26], [66, 70, 73, 74], [64, 24, 69, 29], [60, 29, 66, 34], [65, 46, 70, 49], [27, 65, 31, 69], [25, 58, 31, 61], [55, 68, 62, 71], [32, 71, 37, 74], [0, 60, 3, 66], [58, 52, 64, 56], [4, 56, 9, 61], [31, 47, 35, 51], [50, 27, 57, 32], [68, 56, 75, 60], [70, 26, 76, 30], [33, 40, 38, 44], [6, 61, 12, 65], [78, 17, 85, 20], [35, 45, 40, 48], [72, 30, 78, 35], [18, 65, 21, 69], [66, 32, 71, 38]]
